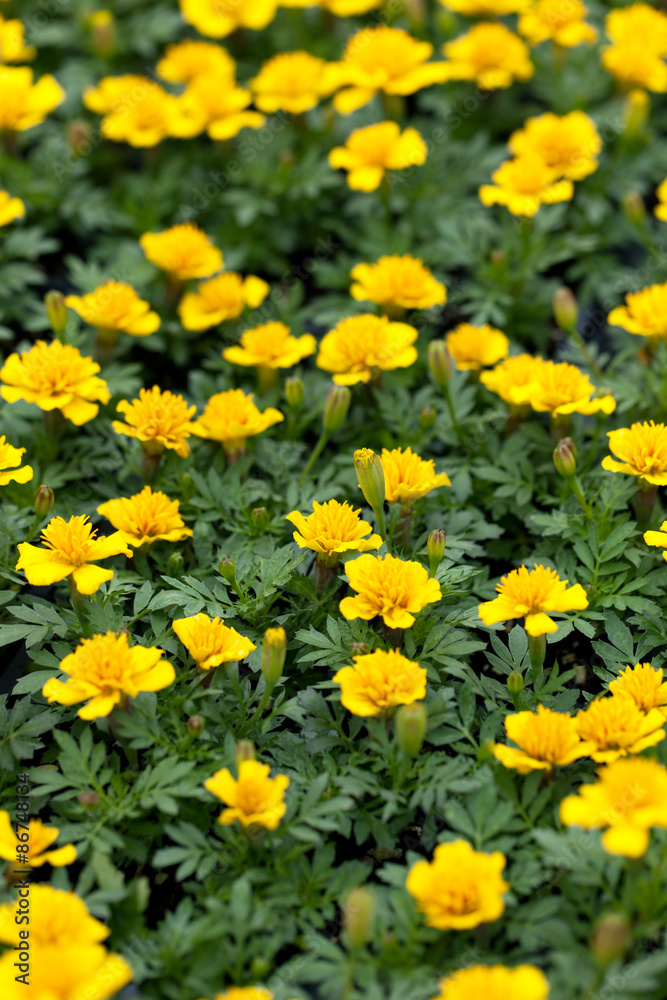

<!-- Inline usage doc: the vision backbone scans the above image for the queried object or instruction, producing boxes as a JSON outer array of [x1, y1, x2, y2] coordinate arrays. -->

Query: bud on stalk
[[342, 887, 375, 948], [553, 286, 578, 331], [354, 448, 387, 540], [323, 385, 351, 434], [591, 912, 631, 964], [261, 627, 287, 687], [186, 715, 204, 737], [234, 740, 256, 766], [623, 88, 649, 137], [553, 437, 577, 479], [395, 702, 427, 757], [427, 340, 452, 388], [621, 190, 645, 226], [34, 485, 54, 517], [427, 529, 446, 578], [252, 507, 270, 530], [419, 405, 436, 431], [285, 376, 304, 409], [44, 291, 67, 339]]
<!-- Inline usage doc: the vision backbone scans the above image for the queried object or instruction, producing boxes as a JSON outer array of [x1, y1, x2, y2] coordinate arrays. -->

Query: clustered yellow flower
[[518, 0, 596, 49], [440, 0, 529, 13], [42, 631, 175, 719], [406, 840, 509, 929], [479, 564, 589, 636], [350, 255, 446, 311], [140, 223, 223, 280], [173, 613, 256, 671], [442, 23, 534, 90], [250, 51, 338, 114], [113, 385, 197, 459], [333, 648, 427, 717], [380, 447, 451, 504], [317, 314, 418, 384], [479, 152, 573, 217], [574, 695, 665, 763], [655, 179, 667, 222], [0, 189, 25, 226], [65, 281, 161, 339], [340, 552, 442, 629], [608, 662, 667, 715], [0, 14, 36, 63], [190, 388, 283, 457], [644, 522, 667, 561], [180, 0, 278, 39], [0, 811, 76, 867], [445, 323, 509, 371], [480, 352, 542, 406], [492, 704, 594, 773], [97, 486, 192, 548], [223, 322, 316, 370], [286, 500, 382, 560], [205, 759, 289, 830], [179, 272, 269, 330], [0, 436, 32, 486], [608, 282, 667, 341], [329, 121, 427, 192], [602, 3, 667, 93], [84, 76, 203, 147], [602, 422, 667, 485], [429, 964, 549, 1000], [0, 65, 64, 131], [480, 355, 614, 418], [157, 39, 236, 83]]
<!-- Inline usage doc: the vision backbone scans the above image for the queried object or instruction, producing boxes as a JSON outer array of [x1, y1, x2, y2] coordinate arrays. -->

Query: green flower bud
[[323, 385, 351, 434], [623, 88, 649, 136], [591, 912, 631, 964], [186, 715, 204, 737], [622, 190, 645, 225], [44, 291, 67, 337], [262, 627, 287, 686], [354, 448, 386, 512], [350, 642, 370, 656], [428, 340, 452, 388], [218, 557, 237, 583], [67, 119, 92, 156], [343, 887, 375, 948], [419, 405, 436, 431], [395, 702, 427, 757], [553, 287, 578, 331], [553, 437, 577, 479], [252, 507, 270, 530], [285, 375, 304, 409], [250, 957, 271, 980], [507, 671, 524, 695], [34, 485, 55, 517], [234, 740, 256, 766], [77, 791, 100, 809], [427, 528, 446, 578], [167, 551, 184, 576]]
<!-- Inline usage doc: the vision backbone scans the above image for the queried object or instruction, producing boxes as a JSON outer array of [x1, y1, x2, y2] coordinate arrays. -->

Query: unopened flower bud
[[623, 88, 649, 137], [262, 627, 287, 686], [622, 190, 645, 225], [167, 551, 184, 576], [252, 507, 270, 530], [428, 340, 452, 388], [343, 886, 375, 948], [67, 119, 92, 156], [591, 912, 631, 964], [77, 791, 100, 809], [187, 715, 204, 737], [323, 385, 351, 434], [45, 291, 67, 337], [250, 957, 271, 979], [34, 485, 54, 517], [218, 557, 237, 583], [395, 702, 427, 757], [427, 528, 446, 578], [354, 448, 386, 511], [553, 437, 577, 479], [490, 249, 506, 265], [235, 740, 256, 766], [285, 375, 304, 409], [89, 9, 115, 56], [350, 642, 370, 656], [419, 405, 436, 431], [553, 286, 578, 331], [507, 671, 524, 695]]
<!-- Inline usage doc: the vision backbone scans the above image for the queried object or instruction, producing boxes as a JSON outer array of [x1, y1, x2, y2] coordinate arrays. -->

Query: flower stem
[[68, 576, 92, 637], [299, 431, 330, 482], [570, 476, 591, 516], [527, 631, 546, 679]]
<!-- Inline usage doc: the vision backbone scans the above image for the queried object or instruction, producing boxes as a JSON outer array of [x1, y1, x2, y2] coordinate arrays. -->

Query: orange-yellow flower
[[286, 500, 382, 557], [445, 323, 509, 371], [608, 282, 667, 340], [479, 564, 589, 636], [181, 75, 265, 141], [86, 77, 202, 147], [205, 759, 289, 830], [0, 812, 76, 867], [179, 272, 269, 331], [180, 0, 278, 37], [0, 66, 64, 131], [208, 990, 273, 1000], [575, 696, 666, 764], [333, 648, 427, 717], [190, 389, 283, 456], [321, 0, 382, 12], [97, 486, 192, 548], [340, 552, 441, 629], [156, 39, 236, 83], [524, 359, 615, 417], [317, 314, 418, 385], [0, 340, 110, 425], [602, 422, 667, 485], [602, 44, 667, 93], [113, 386, 197, 459], [518, 0, 596, 48], [0, 436, 32, 486], [644, 522, 667, 562], [429, 964, 550, 1000], [608, 663, 667, 716], [508, 111, 601, 181], [440, 0, 530, 13], [442, 23, 534, 90], [140, 224, 223, 280], [0, 16, 36, 63], [479, 154, 573, 217], [223, 322, 316, 369], [406, 840, 508, 930], [65, 281, 160, 338], [350, 255, 446, 311], [0, 189, 24, 226], [329, 121, 427, 192], [250, 51, 338, 114], [173, 613, 256, 670], [380, 447, 451, 504], [655, 179, 667, 222], [492, 705, 594, 773], [480, 352, 542, 406]]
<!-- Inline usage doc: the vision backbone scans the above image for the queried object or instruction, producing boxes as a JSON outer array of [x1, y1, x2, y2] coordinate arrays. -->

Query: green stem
[[372, 503, 387, 543], [299, 431, 330, 482], [442, 383, 463, 440], [24, 511, 44, 543], [68, 576, 92, 637], [570, 476, 591, 516], [565, 323, 605, 379], [244, 682, 275, 731], [528, 632, 546, 680]]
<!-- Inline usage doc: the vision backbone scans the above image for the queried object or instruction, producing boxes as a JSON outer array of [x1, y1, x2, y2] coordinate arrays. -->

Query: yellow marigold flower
[[182, 75, 265, 141], [156, 39, 236, 83], [479, 154, 573, 218], [518, 0, 596, 48], [0, 811, 76, 867], [223, 322, 316, 369], [655, 179, 667, 222], [445, 323, 509, 371], [0, 340, 110, 425], [250, 51, 338, 114], [645, 521, 667, 562], [84, 74, 156, 113], [608, 282, 667, 339], [173, 612, 256, 670], [317, 314, 418, 385], [605, 2, 667, 54], [178, 272, 270, 331], [560, 757, 667, 858], [608, 663, 667, 717], [0, 885, 133, 1000], [0, 436, 32, 486], [575, 696, 666, 764], [140, 224, 223, 280], [524, 359, 615, 417], [0, 16, 35, 63], [321, 0, 382, 13], [209, 991, 273, 1000], [89, 77, 203, 147], [113, 386, 197, 459], [480, 352, 542, 405], [508, 111, 601, 181], [16, 515, 132, 595], [333, 648, 427, 717], [350, 255, 446, 311], [440, 0, 530, 13], [602, 422, 667, 485], [406, 840, 508, 930], [430, 964, 549, 1000], [0, 66, 63, 131], [479, 563, 589, 637], [190, 389, 283, 456], [205, 759, 289, 830], [328, 26, 449, 115], [180, 0, 278, 38], [65, 281, 160, 338], [601, 44, 667, 93], [442, 23, 534, 90], [340, 552, 441, 629], [286, 499, 382, 557], [0, 189, 24, 226], [329, 121, 427, 192], [97, 486, 192, 548], [492, 704, 594, 773], [380, 447, 451, 504]]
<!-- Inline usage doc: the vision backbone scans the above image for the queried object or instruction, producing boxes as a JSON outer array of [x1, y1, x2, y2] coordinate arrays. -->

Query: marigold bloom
[[0, 885, 133, 1000], [0, 436, 32, 486], [156, 39, 236, 83], [321, 0, 382, 12], [0, 189, 24, 226], [605, 3, 667, 53], [65, 281, 160, 338], [601, 44, 667, 93], [479, 154, 573, 217], [16, 515, 131, 595], [180, 0, 278, 37], [328, 26, 449, 115], [440, 0, 530, 13], [97, 486, 192, 548], [524, 360, 615, 417], [329, 122, 427, 192], [608, 282, 667, 340], [340, 552, 441, 629], [518, 0, 596, 48], [350, 255, 446, 311], [0, 16, 36, 62], [42, 631, 174, 719], [406, 840, 508, 930], [0, 66, 64, 130], [333, 648, 427, 717], [479, 564, 589, 636], [608, 663, 667, 716], [508, 111, 601, 181], [445, 323, 509, 371], [380, 447, 451, 504], [317, 314, 418, 385], [286, 500, 382, 558], [575, 696, 666, 764], [140, 224, 223, 280], [480, 352, 542, 405], [0, 340, 110, 425], [182, 75, 265, 141], [430, 965, 549, 1000], [560, 757, 667, 858], [223, 322, 316, 369], [87, 77, 202, 146], [190, 389, 283, 455], [0, 812, 76, 867], [179, 272, 269, 331], [173, 613, 256, 670], [602, 422, 667, 485], [210, 991, 273, 1000], [492, 705, 593, 773], [250, 51, 338, 114], [205, 759, 289, 830], [442, 23, 534, 90], [112, 386, 197, 459], [644, 522, 667, 562]]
